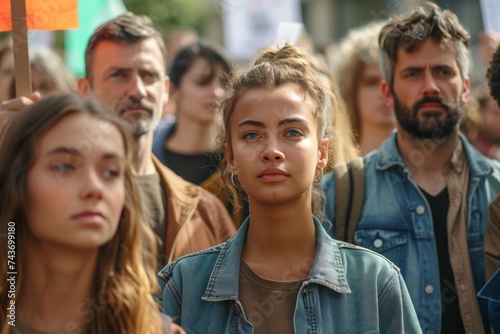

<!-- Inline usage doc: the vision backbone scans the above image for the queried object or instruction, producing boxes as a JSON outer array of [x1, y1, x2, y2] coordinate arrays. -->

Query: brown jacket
[[486, 194, 500, 281], [153, 156, 236, 262]]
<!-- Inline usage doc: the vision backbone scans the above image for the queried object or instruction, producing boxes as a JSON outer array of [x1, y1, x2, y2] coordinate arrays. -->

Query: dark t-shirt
[[421, 187, 465, 334], [163, 149, 219, 185], [135, 172, 167, 267]]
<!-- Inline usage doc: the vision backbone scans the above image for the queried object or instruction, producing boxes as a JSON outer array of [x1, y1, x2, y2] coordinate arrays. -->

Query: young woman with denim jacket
[[0, 93, 184, 334], [157, 44, 421, 333]]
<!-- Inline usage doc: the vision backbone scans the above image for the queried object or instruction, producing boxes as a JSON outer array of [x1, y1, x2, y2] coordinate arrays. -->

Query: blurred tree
[[0, 0, 207, 48], [123, 0, 206, 36]]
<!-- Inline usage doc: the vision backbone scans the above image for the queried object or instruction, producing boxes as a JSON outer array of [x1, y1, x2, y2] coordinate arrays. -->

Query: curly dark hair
[[487, 45, 500, 107]]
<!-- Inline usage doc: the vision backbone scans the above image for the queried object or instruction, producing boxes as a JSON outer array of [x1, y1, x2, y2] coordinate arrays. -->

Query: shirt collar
[[202, 217, 351, 302]]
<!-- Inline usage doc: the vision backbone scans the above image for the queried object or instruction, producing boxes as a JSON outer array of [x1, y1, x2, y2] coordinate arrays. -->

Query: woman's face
[[227, 84, 328, 206], [356, 63, 395, 129], [26, 112, 126, 251], [172, 57, 225, 123], [31, 65, 58, 96]]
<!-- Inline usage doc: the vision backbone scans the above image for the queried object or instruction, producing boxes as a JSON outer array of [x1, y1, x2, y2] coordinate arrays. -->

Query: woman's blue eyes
[[242, 129, 302, 139], [286, 129, 301, 137], [243, 132, 259, 139]]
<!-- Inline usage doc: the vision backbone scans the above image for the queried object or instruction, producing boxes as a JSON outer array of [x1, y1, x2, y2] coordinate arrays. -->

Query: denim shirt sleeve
[[157, 261, 183, 325], [378, 271, 422, 333]]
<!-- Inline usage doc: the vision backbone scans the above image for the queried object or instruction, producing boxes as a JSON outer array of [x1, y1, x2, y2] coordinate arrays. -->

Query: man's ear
[[77, 78, 92, 98], [381, 80, 394, 109], [461, 76, 471, 103]]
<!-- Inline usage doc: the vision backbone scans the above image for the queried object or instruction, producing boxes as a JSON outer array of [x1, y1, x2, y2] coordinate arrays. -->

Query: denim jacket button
[[424, 285, 434, 294], [233, 304, 241, 314], [416, 205, 425, 215], [303, 288, 308, 294], [373, 239, 383, 248]]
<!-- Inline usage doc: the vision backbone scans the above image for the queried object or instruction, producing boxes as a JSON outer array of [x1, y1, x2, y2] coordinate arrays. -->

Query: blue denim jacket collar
[[202, 217, 351, 302], [375, 131, 494, 178]]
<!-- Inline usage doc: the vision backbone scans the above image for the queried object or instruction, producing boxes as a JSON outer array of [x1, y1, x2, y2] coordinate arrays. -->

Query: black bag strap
[[333, 156, 365, 243]]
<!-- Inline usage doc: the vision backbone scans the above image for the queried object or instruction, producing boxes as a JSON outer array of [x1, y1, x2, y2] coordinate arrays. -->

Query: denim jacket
[[322, 132, 500, 333], [157, 217, 422, 333], [478, 269, 500, 333]]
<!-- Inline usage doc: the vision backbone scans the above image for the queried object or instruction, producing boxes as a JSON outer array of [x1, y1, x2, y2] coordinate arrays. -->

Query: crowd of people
[[0, 2, 499, 333]]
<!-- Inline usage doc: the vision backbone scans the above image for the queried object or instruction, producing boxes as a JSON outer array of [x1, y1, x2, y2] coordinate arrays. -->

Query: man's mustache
[[411, 96, 451, 115], [117, 98, 155, 116]]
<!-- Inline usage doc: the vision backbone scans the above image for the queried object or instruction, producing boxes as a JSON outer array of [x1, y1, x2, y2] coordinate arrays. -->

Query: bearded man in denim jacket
[[322, 3, 500, 333]]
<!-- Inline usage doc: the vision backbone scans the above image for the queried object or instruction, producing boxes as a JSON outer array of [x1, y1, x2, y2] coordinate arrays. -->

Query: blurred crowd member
[[0, 93, 173, 333], [333, 20, 396, 156], [9, 47, 76, 99], [313, 62, 360, 167], [165, 27, 199, 72], [468, 83, 500, 160], [162, 27, 199, 120], [153, 41, 242, 223], [154, 40, 231, 185], [0, 37, 13, 102]]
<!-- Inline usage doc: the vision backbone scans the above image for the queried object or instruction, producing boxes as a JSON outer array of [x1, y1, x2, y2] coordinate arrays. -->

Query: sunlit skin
[[78, 38, 169, 174], [357, 63, 395, 154], [19, 112, 126, 332], [166, 57, 225, 153], [381, 38, 470, 195], [226, 84, 328, 280]]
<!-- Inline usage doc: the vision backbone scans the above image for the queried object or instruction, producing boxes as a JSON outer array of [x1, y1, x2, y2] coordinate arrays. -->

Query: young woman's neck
[[165, 115, 215, 154], [242, 197, 317, 280], [18, 242, 98, 332]]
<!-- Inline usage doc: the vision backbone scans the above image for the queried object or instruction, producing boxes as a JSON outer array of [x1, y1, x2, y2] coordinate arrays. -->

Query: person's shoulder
[[337, 241, 400, 274], [158, 244, 224, 280]]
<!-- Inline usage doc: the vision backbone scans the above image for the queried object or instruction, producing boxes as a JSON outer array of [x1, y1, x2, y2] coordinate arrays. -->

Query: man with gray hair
[[77, 13, 235, 266], [322, 3, 500, 333]]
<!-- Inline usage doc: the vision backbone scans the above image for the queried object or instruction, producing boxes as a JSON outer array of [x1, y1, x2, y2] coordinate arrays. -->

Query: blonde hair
[[0, 93, 164, 333], [216, 44, 336, 220], [333, 20, 385, 140]]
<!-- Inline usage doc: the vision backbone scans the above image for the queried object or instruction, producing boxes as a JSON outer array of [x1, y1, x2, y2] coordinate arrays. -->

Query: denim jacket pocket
[[354, 229, 408, 266]]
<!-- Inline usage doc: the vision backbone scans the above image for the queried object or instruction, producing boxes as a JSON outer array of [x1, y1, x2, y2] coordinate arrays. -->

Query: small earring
[[231, 173, 238, 187], [314, 169, 324, 183]]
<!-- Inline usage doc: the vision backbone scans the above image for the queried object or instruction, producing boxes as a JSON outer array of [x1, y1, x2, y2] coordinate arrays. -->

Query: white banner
[[221, 0, 303, 60], [480, 0, 500, 34]]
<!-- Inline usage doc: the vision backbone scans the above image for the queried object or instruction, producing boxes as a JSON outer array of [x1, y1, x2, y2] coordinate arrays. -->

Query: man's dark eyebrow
[[402, 66, 423, 72]]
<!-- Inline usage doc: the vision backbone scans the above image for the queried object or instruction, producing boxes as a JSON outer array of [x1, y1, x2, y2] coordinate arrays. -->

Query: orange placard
[[0, 0, 78, 31]]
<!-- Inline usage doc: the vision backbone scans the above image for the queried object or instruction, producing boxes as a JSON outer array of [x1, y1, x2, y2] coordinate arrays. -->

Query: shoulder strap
[[333, 156, 365, 243]]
